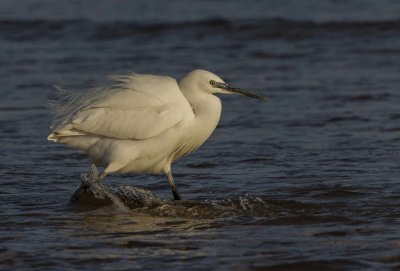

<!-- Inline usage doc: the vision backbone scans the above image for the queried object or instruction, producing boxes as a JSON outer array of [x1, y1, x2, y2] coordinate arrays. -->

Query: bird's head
[[180, 69, 267, 101]]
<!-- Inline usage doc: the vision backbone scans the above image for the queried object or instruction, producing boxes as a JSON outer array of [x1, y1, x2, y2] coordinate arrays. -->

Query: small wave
[[325, 116, 370, 124], [247, 51, 307, 60], [325, 93, 392, 102], [0, 106, 46, 112], [185, 162, 218, 168], [389, 113, 400, 120], [310, 188, 368, 199], [354, 48, 400, 55], [259, 259, 370, 271], [285, 114, 370, 128], [2, 18, 400, 41], [0, 19, 85, 41]]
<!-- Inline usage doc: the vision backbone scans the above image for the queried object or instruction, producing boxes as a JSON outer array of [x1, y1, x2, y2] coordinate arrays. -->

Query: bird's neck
[[186, 90, 221, 124], [181, 89, 222, 148]]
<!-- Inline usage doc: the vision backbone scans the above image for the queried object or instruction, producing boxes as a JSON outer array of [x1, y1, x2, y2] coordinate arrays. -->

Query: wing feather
[[72, 106, 182, 139], [50, 73, 194, 140]]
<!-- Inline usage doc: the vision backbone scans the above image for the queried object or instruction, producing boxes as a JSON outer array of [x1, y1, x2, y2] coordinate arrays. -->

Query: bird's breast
[[171, 96, 222, 161]]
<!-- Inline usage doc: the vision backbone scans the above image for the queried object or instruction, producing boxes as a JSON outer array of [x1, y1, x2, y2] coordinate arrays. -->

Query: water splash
[[70, 173, 272, 219]]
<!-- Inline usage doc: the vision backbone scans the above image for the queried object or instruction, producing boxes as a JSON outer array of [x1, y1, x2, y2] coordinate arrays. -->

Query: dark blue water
[[1, 1, 400, 270]]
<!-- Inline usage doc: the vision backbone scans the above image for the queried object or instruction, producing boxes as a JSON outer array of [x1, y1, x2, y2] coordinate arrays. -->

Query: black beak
[[214, 82, 268, 101]]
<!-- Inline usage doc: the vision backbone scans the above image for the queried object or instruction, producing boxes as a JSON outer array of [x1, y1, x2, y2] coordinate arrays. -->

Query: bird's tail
[[47, 124, 87, 142], [47, 133, 59, 142]]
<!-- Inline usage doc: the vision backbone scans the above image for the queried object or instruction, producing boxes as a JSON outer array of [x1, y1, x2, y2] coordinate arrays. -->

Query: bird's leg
[[166, 170, 182, 200], [91, 164, 107, 182], [91, 164, 99, 178], [99, 172, 108, 180]]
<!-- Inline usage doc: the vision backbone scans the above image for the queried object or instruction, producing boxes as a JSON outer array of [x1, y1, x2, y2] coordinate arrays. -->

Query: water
[[1, 0, 400, 270]]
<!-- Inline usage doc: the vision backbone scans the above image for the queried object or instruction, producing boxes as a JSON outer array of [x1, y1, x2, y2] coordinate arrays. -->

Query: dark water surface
[[1, 1, 400, 270]]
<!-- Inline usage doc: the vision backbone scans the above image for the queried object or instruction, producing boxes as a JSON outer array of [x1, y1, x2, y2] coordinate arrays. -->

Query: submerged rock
[[71, 173, 163, 210]]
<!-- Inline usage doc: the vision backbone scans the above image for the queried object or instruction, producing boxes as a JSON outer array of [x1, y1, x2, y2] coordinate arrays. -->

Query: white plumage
[[48, 69, 265, 200]]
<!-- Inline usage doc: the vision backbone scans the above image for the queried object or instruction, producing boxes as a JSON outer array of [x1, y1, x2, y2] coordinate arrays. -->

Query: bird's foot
[[80, 165, 107, 188], [79, 165, 108, 191], [172, 190, 182, 201]]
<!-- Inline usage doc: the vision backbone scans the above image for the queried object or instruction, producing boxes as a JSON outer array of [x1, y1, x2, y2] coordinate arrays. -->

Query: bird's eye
[[210, 80, 216, 86]]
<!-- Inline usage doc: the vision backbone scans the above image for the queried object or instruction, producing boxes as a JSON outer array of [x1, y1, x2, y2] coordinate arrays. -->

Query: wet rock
[[70, 172, 272, 219], [70, 173, 162, 210]]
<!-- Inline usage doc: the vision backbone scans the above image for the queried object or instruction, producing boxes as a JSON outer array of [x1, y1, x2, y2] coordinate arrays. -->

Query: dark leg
[[166, 170, 182, 200]]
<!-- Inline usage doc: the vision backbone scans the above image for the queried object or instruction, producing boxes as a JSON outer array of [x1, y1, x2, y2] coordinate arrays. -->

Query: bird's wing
[[53, 73, 194, 140]]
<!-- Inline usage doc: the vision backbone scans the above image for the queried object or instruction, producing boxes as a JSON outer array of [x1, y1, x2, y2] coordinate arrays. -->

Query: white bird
[[48, 69, 266, 200]]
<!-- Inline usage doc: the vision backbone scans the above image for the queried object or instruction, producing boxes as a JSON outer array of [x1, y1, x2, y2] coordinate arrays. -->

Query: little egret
[[48, 69, 266, 200]]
